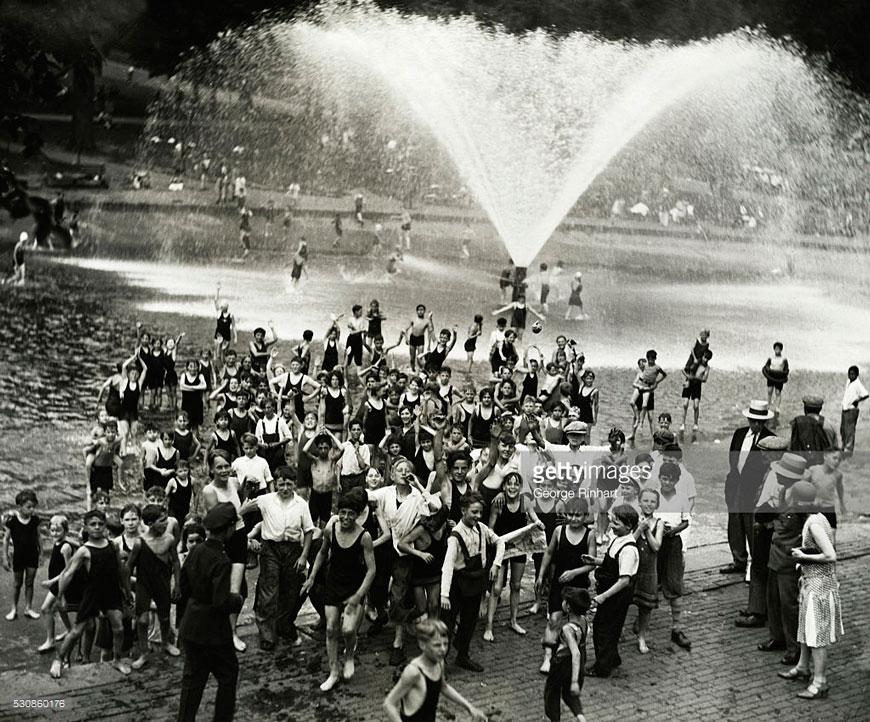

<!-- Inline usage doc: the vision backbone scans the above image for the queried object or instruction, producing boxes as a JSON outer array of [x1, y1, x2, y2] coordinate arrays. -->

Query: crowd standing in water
[[2, 271, 862, 722]]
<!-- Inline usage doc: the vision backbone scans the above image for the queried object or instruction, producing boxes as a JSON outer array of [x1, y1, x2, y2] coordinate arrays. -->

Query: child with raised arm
[[491, 293, 545, 341], [544, 588, 590, 722], [127, 504, 181, 669], [4, 490, 42, 620], [406, 304, 435, 372], [384, 618, 487, 722], [213, 282, 237, 365], [51, 509, 133, 678]]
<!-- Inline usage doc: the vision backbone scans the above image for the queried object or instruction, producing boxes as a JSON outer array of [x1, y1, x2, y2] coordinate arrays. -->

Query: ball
[[531, 321, 543, 334]]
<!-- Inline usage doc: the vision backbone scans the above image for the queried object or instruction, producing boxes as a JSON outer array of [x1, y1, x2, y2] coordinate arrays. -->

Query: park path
[[2, 538, 868, 722]]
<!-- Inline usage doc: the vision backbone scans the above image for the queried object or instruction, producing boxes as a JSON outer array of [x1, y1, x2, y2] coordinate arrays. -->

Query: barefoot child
[[51, 510, 133, 678], [464, 315, 484, 373], [631, 489, 663, 654], [4, 490, 42, 621], [38, 516, 81, 652], [536, 497, 595, 674], [763, 342, 789, 417], [544, 588, 590, 722], [303, 488, 375, 691], [383, 618, 487, 722]]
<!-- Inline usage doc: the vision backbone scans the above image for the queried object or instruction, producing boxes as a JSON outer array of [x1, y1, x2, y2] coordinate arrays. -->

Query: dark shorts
[[657, 535, 684, 600], [681, 380, 702, 401], [347, 333, 364, 366], [135, 576, 172, 618], [90, 466, 114, 494], [309, 490, 333, 525], [409, 333, 425, 348], [821, 508, 837, 529], [766, 379, 784, 391], [635, 391, 655, 412], [340, 473, 366, 493], [464, 338, 476, 353], [225, 528, 248, 565]]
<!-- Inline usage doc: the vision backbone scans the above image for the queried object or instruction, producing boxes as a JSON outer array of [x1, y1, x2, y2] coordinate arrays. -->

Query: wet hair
[[83, 509, 107, 525], [254, 327, 266, 336], [659, 462, 682, 481], [303, 329, 314, 341], [459, 491, 484, 511], [145, 485, 166, 500], [496, 317, 507, 327], [208, 449, 233, 471], [440, 366, 452, 376], [314, 434, 331, 447], [474, 314, 483, 323], [121, 503, 142, 519], [703, 349, 713, 360], [848, 365, 859, 375], [145, 422, 158, 432], [646, 349, 657, 360], [352, 304, 363, 314], [562, 587, 592, 614], [447, 451, 472, 470], [225, 349, 237, 358], [478, 387, 493, 401], [773, 342, 783, 350], [50, 515, 69, 533], [582, 369, 595, 381], [160, 429, 176, 444], [639, 488, 661, 506], [337, 488, 367, 513], [611, 504, 639, 531], [142, 504, 166, 525], [657, 412, 672, 423], [564, 496, 590, 516], [183, 524, 206, 550], [540, 262, 548, 270], [275, 466, 296, 481], [15, 490, 38, 507], [415, 618, 449, 643], [214, 410, 230, 423]]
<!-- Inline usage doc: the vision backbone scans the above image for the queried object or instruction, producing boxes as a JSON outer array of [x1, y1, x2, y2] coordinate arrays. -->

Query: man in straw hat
[[757, 455, 813, 666], [177, 502, 244, 722], [735, 435, 789, 628], [721, 400, 774, 575]]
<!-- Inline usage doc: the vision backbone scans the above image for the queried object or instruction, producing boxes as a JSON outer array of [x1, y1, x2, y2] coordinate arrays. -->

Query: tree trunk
[[70, 60, 96, 157]]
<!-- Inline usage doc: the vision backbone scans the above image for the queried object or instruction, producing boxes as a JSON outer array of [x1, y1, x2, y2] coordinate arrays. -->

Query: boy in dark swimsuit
[[384, 618, 486, 722], [50, 510, 132, 678]]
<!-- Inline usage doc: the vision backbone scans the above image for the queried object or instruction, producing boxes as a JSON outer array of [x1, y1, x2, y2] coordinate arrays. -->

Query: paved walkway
[[2, 539, 868, 721]]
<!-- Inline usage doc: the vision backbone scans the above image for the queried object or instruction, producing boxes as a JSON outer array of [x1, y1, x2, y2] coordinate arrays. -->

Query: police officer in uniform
[[177, 502, 244, 722]]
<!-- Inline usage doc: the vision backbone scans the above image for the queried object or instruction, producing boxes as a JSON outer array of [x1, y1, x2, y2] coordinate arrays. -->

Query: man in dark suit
[[721, 400, 775, 574], [177, 503, 244, 722]]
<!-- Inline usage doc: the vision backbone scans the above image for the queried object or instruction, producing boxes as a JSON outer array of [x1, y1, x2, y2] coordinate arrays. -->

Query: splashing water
[[144, 3, 859, 266]]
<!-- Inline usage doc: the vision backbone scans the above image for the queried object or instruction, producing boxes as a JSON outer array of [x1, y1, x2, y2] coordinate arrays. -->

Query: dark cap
[[203, 502, 238, 531], [802, 395, 824, 410]]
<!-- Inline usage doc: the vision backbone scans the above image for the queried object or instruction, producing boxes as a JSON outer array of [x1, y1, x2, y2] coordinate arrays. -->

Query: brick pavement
[[2, 547, 868, 722]]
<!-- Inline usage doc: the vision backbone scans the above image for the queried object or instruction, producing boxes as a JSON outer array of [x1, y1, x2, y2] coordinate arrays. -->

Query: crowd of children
[[1, 289, 855, 722]]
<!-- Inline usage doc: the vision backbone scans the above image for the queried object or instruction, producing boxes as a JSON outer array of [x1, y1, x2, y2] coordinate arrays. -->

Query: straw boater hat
[[757, 435, 789, 451], [769, 453, 809, 480], [743, 400, 774, 420]]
